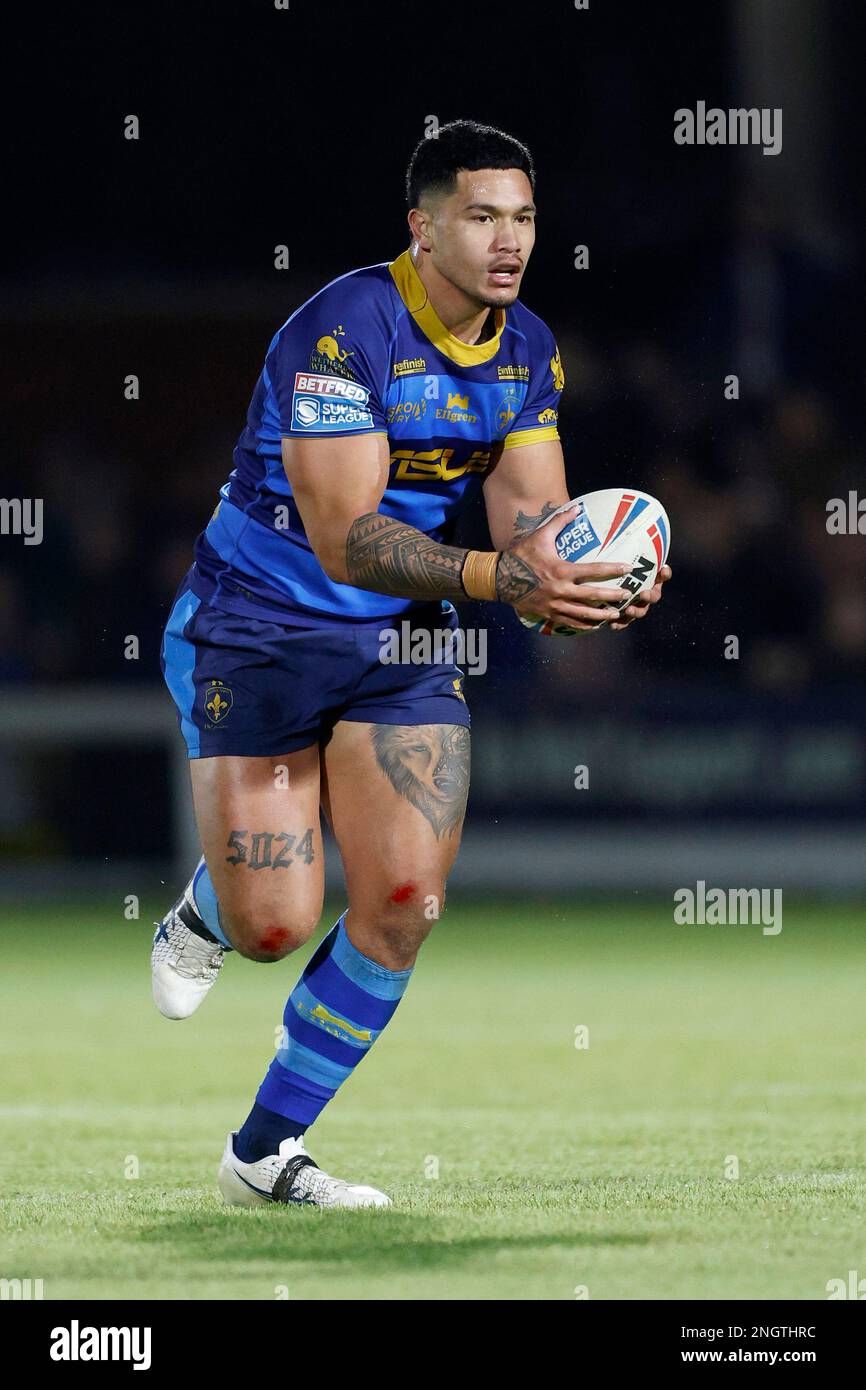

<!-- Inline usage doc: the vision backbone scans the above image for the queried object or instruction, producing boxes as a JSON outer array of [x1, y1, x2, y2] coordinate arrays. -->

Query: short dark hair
[[406, 120, 535, 208]]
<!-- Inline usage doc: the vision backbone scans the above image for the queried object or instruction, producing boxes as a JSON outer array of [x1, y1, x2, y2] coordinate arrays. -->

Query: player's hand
[[496, 502, 634, 631], [607, 564, 672, 631]]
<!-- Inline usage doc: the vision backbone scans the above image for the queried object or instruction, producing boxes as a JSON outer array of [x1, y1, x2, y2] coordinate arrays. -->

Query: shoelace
[[174, 952, 222, 981], [172, 923, 223, 980], [272, 1154, 320, 1205]]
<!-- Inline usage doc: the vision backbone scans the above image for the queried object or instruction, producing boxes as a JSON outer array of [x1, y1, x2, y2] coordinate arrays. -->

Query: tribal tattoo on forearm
[[371, 724, 470, 839], [347, 510, 543, 607], [346, 512, 468, 602]]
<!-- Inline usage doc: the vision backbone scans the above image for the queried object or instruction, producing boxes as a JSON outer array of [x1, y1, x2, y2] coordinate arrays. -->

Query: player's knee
[[224, 902, 320, 962], [373, 882, 446, 966]]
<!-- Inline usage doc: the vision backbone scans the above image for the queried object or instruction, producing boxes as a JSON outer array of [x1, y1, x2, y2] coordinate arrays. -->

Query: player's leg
[[187, 749, 323, 960], [256, 717, 469, 1122], [220, 603, 470, 1207], [154, 578, 331, 1017], [223, 719, 467, 1200], [151, 747, 324, 1017], [325, 718, 468, 966]]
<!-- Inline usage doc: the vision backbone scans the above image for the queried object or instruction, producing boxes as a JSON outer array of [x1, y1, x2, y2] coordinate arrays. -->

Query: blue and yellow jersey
[[191, 248, 564, 622]]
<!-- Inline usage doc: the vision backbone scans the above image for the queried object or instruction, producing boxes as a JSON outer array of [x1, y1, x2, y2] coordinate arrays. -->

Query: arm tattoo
[[371, 723, 470, 839], [495, 549, 540, 603], [512, 500, 560, 541], [346, 512, 467, 602]]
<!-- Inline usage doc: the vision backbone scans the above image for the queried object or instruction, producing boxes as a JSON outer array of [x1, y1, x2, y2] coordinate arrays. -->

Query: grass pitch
[[1, 895, 865, 1301]]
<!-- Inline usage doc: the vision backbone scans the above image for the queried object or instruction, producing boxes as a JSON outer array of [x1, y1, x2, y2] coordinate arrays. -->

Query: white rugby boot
[[151, 871, 226, 1020], [218, 1132, 392, 1209]]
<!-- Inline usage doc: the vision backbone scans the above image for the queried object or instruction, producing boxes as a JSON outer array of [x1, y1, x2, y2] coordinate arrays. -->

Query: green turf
[[1, 896, 865, 1300]]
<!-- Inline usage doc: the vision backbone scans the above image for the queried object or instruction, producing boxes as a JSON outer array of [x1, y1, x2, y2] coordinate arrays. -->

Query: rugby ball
[[518, 488, 670, 636]]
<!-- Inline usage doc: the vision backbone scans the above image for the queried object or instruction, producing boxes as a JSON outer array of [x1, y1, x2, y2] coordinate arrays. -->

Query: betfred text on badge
[[291, 372, 374, 432]]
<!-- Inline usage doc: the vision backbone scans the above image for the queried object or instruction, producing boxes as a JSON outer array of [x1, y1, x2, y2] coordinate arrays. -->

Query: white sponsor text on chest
[[294, 372, 369, 403]]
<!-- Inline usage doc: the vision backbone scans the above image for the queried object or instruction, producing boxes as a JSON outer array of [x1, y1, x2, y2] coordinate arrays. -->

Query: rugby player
[[154, 120, 671, 1209]]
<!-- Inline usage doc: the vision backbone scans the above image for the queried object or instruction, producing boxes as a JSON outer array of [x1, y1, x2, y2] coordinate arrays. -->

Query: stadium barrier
[[0, 685, 862, 896]]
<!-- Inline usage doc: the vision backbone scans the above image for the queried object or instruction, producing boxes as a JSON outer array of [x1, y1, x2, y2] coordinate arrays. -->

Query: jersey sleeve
[[265, 279, 390, 439], [502, 326, 564, 451]]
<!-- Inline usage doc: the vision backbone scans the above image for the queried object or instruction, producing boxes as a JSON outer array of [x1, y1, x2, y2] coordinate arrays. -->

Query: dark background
[[2, 0, 864, 878]]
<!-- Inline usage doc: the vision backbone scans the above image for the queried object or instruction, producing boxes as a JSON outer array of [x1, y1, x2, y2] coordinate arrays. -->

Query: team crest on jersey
[[550, 346, 565, 392], [496, 383, 522, 434], [204, 680, 233, 724], [309, 324, 356, 380], [292, 372, 374, 431]]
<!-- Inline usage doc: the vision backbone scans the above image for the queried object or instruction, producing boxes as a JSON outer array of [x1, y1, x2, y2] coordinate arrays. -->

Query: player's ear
[[408, 208, 432, 251]]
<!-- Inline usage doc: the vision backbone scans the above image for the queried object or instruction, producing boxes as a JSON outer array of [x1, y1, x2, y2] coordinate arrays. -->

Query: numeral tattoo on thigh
[[371, 724, 470, 839], [225, 828, 315, 868]]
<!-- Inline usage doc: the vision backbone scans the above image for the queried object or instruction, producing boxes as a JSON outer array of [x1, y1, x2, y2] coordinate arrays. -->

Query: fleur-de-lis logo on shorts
[[204, 680, 233, 724]]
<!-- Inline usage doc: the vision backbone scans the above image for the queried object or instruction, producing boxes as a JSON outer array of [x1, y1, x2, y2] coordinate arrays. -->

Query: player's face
[[427, 168, 536, 309]]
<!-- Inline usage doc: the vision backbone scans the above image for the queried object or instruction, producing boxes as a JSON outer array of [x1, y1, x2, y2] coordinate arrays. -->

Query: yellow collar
[[389, 248, 505, 367]]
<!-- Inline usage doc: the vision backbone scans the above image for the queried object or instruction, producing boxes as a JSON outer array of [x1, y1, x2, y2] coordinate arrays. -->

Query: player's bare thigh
[[322, 720, 470, 971], [189, 745, 324, 962]]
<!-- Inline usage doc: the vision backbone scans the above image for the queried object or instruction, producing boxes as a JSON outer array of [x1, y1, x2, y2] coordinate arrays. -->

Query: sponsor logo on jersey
[[390, 447, 492, 483], [498, 363, 530, 381], [550, 345, 565, 392], [292, 372, 374, 431], [204, 679, 233, 724], [537, 407, 558, 424], [387, 396, 427, 425], [309, 324, 356, 380], [435, 390, 478, 425], [393, 356, 427, 377]]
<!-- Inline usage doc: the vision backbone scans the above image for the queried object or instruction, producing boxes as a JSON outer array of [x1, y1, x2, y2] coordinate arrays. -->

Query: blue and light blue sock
[[234, 913, 413, 1161], [189, 858, 233, 950]]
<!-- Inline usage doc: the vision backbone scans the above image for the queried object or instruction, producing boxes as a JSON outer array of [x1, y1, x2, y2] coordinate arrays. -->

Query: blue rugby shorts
[[161, 574, 470, 758]]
